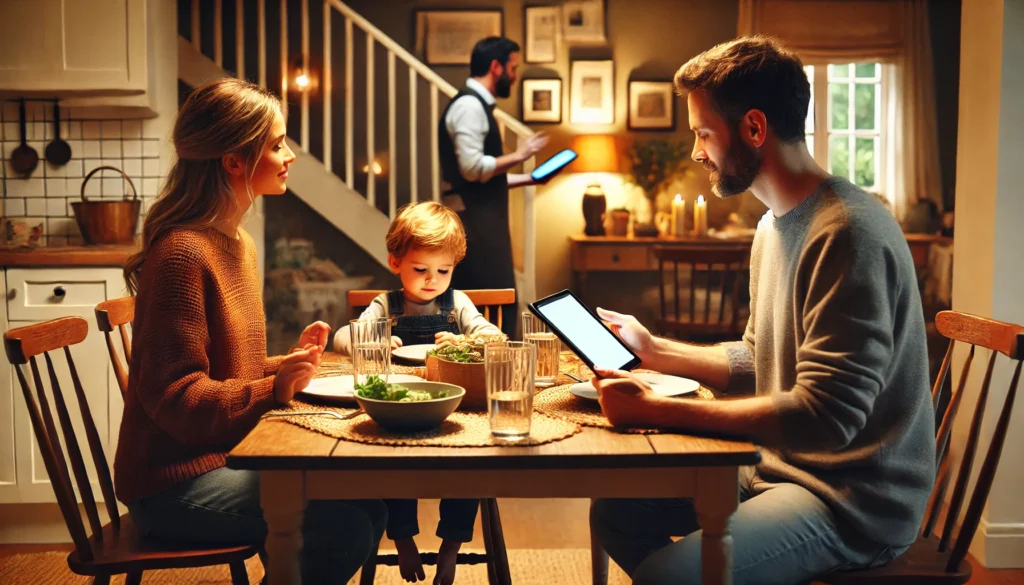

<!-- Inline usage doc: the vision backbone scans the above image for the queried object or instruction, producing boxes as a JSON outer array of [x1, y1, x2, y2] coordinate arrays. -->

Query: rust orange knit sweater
[[114, 227, 284, 504]]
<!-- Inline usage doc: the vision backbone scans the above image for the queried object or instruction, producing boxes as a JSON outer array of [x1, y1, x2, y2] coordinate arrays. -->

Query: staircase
[[177, 0, 538, 307]]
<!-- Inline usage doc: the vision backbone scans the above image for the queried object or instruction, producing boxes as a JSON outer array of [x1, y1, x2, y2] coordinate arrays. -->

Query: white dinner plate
[[568, 373, 700, 401], [298, 374, 424, 403], [391, 344, 435, 363]]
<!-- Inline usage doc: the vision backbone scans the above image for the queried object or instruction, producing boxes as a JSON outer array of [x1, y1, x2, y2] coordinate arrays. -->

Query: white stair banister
[[366, 34, 375, 208], [257, 0, 266, 87], [236, 0, 244, 77], [409, 66, 418, 203], [300, 0, 310, 151], [214, 0, 223, 67], [323, 1, 332, 172], [279, 0, 288, 116], [344, 16, 354, 188], [388, 50, 397, 218], [430, 84, 440, 202]]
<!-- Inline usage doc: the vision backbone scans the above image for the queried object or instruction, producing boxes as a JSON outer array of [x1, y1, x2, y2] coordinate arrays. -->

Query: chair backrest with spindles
[[919, 310, 1024, 573], [95, 296, 135, 397], [4, 317, 121, 564], [653, 246, 749, 339], [348, 289, 516, 331]]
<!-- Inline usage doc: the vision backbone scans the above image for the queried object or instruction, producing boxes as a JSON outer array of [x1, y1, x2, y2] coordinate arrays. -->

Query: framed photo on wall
[[414, 9, 503, 65], [524, 5, 559, 63], [522, 78, 562, 123], [628, 81, 676, 130], [562, 0, 606, 44], [570, 60, 614, 125]]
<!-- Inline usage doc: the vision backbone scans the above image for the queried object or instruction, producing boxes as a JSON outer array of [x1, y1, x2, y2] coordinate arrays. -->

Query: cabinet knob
[[53, 286, 66, 299], [7, 289, 15, 300], [611, 253, 620, 263]]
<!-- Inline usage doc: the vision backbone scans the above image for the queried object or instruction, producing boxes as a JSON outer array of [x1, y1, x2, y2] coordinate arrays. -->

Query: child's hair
[[385, 202, 467, 262], [123, 78, 283, 294]]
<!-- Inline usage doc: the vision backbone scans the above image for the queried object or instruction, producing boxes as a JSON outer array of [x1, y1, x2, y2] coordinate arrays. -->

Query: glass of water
[[485, 341, 536, 441], [522, 312, 560, 387], [350, 318, 391, 386]]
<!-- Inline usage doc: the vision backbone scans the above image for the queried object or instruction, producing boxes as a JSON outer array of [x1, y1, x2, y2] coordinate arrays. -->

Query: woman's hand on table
[[591, 368, 663, 428], [596, 308, 656, 362], [274, 347, 319, 403], [296, 321, 331, 365], [391, 336, 404, 350]]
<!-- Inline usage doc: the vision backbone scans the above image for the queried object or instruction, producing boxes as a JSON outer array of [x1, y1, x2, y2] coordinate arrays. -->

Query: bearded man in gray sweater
[[589, 36, 935, 585]]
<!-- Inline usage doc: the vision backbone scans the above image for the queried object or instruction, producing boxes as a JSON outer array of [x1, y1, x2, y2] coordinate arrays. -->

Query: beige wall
[[949, 0, 1024, 568]]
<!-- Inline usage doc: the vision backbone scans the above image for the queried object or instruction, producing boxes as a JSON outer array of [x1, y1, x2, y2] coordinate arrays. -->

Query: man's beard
[[495, 70, 513, 98], [704, 129, 762, 199]]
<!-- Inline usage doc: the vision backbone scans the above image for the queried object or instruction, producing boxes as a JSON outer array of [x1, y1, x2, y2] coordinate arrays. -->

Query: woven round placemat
[[533, 376, 715, 433], [272, 398, 580, 447]]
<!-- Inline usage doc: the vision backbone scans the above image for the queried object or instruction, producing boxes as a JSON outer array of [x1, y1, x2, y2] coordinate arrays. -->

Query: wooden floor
[[2, 498, 1023, 584]]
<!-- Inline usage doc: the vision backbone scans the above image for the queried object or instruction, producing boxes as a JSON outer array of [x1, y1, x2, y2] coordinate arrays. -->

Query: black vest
[[438, 87, 509, 216]]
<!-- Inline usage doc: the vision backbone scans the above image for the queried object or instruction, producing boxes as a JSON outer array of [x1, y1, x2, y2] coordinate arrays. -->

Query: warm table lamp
[[571, 135, 619, 236]]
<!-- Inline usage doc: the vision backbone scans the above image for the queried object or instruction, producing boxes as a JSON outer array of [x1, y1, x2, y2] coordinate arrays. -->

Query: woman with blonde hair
[[115, 78, 386, 584]]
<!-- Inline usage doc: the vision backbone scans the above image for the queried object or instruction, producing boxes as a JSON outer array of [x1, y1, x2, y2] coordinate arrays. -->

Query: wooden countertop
[[0, 244, 139, 267]]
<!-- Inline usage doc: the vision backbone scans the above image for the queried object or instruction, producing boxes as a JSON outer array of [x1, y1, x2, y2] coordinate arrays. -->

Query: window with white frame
[[804, 63, 885, 191]]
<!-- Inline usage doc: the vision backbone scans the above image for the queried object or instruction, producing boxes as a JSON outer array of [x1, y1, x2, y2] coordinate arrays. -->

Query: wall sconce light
[[289, 55, 317, 93], [363, 160, 383, 175]]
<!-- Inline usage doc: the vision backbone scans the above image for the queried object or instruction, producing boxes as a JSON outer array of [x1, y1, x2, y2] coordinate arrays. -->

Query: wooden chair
[[349, 288, 515, 585], [348, 288, 516, 333], [818, 310, 1024, 585], [95, 296, 134, 398], [4, 317, 261, 585], [653, 246, 749, 342]]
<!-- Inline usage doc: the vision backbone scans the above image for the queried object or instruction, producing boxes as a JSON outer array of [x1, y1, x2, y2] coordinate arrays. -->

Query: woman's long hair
[[123, 78, 282, 294]]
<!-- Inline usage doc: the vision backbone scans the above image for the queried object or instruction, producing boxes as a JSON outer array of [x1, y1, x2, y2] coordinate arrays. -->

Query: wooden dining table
[[227, 353, 760, 585]]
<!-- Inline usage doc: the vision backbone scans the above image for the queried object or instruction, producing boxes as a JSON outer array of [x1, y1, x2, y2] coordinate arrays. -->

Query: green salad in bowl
[[354, 375, 448, 402], [352, 376, 465, 431]]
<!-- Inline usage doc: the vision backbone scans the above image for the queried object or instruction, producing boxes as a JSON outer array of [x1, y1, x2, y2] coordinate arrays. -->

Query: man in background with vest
[[439, 36, 551, 336]]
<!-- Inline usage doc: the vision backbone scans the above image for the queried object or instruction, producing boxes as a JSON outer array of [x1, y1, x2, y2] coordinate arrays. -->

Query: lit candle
[[671, 194, 686, 237], [694, 194, 708, 236]]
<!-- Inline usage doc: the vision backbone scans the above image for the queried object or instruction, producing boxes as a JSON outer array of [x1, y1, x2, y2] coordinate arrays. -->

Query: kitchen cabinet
[[0, 0, 148, 95], [0, 267, 126, 504]]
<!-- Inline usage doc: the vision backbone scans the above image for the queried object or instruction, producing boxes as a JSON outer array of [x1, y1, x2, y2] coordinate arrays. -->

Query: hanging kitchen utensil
[[72, 166, 141, 245], [44, 100, 71, 166], [10, 99, 39, 176]]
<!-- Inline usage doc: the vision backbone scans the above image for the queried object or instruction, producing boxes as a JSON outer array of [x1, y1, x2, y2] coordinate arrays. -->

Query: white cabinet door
[[0, 0, 147, 94], [0, 273, 16, 503], [3, 267, 125, 504]]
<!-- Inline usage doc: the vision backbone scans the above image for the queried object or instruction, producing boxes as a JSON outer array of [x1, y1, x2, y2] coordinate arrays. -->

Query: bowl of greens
[[353, 375, 464, 431], [426, 332, 507, 411]]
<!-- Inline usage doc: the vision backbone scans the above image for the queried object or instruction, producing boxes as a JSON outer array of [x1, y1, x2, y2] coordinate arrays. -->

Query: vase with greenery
[[626, 139, 692, 233]]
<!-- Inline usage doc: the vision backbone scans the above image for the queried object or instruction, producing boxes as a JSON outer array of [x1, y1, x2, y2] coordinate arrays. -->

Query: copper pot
[[73, 166, 141, 245]]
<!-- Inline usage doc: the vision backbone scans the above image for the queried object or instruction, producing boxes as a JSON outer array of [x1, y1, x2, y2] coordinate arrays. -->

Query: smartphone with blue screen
[[530, 149, 578, 182]]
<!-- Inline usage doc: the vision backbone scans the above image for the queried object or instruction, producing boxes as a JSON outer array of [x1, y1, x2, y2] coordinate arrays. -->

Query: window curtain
[[738, 0, 944, 220]]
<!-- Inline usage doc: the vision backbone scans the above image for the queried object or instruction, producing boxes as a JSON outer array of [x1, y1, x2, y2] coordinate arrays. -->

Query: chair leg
[[480, 498, 512, 585], [590, 527, 609, 585], [229, 559, 250, 585], [92, 576, 111, 585], [124, 571, 143, 585], [359, 540, 380, 585]]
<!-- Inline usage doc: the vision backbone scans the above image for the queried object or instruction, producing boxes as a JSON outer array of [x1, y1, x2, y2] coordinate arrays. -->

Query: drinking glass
[[349, 318, 391, 386], [484, 341, 536, 441], [522, 312, 559, 387]]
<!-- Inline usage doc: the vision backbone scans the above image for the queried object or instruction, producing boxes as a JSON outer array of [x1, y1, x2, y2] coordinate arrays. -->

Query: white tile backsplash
[[2, 105, 167, 245], [101, 140, 121, 158], [25, 198, 46, 216]]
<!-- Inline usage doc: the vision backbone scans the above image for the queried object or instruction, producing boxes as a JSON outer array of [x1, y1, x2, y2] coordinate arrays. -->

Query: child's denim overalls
[[384, 288, 480, 543]]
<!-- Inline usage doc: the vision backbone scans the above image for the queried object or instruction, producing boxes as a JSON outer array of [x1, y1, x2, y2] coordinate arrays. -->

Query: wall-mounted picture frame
[[562, 0, 606, 45], [570, 60, 614, 124], [628, 80, 676, 130], [524, 5, 559, 63], [522, 78, 562, 123], [414, 9, 503, 66]]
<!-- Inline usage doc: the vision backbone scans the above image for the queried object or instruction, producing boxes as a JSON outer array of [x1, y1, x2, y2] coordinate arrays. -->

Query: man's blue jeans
[[128, 466, 387, 585], [591, 468, 905, 585]]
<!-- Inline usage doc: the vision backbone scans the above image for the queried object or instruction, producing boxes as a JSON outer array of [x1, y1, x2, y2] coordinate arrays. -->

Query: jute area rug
[[0, 548, 631, 585]]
